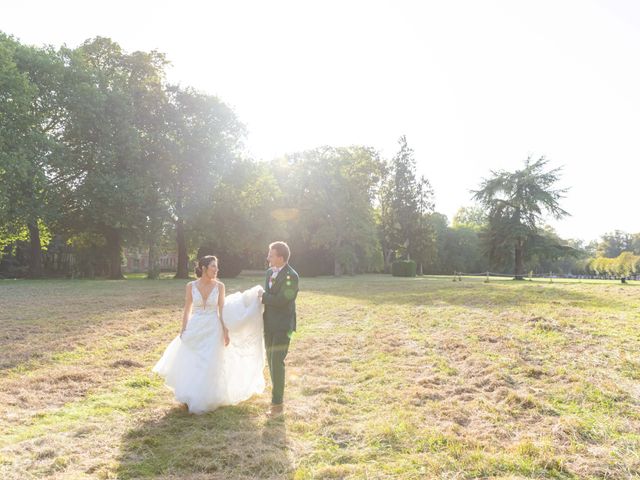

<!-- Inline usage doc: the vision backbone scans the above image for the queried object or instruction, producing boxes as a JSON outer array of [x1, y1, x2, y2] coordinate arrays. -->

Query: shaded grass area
[[1, 274, 639, 479]]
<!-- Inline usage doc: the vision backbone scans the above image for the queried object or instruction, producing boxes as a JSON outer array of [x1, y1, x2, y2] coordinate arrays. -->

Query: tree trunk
[[384, 249, 394, 273], [514, 238, 525, 280], [105, 228, 124, 279], [334, 258, 343, 276], [174, 217, 189, 279], [334, 236, 343, 276], [27, 221, 43, 278], [147, 241, 160, 279]]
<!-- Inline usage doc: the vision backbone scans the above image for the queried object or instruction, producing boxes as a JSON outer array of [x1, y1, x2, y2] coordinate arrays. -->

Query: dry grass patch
[[1, 274, 640, 478]]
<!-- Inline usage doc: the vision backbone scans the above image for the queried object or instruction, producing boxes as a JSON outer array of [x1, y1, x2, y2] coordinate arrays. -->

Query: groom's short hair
[[269, 241, 290, 262]]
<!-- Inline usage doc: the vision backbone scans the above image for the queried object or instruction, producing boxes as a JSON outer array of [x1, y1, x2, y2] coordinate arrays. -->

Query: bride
[[152, 255, 265, 413]]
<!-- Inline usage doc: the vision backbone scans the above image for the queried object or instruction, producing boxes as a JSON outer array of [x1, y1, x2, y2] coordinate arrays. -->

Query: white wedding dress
[[152, 284, 265, 413]]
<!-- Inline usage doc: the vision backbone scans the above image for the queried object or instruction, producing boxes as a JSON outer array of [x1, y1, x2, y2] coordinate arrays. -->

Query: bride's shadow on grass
[[116, 402, 292, 479]]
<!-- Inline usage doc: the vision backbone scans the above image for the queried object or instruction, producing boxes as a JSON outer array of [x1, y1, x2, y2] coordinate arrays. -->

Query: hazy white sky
[[2, 0, 639, 242]]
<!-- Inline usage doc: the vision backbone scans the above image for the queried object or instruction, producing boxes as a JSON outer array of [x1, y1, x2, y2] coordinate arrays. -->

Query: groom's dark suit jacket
[[262, 264, 299, 333]]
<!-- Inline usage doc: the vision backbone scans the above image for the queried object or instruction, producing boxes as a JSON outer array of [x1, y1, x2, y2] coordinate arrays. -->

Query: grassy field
[[1, 274, 639, 479]]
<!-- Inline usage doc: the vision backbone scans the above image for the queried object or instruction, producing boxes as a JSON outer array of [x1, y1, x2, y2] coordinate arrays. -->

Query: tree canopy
[[2, 32, 630, 281], [472, 157, 569, 279]]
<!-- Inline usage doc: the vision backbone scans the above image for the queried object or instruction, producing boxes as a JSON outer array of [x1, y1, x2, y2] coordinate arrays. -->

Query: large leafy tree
[[273, 146, 385, 276], [0, 34, 68, 277], [195, 159, 280, 276], [452, 206, 487, 231], [162, 86, 245, 278], [60, 37, 167, 278], [427, 212, 489, 275], [126, 50, 171, 279], [596, 230, 633, 258], [472, 156, 569, 279], [0, 35, 33, 253]]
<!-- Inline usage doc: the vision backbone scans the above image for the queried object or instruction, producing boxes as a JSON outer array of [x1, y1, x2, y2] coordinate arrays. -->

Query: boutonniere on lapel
[[286, 273, 292, 286]]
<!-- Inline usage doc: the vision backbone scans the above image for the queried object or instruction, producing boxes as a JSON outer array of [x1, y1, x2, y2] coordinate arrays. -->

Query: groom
[[259, 241, 299, 417]]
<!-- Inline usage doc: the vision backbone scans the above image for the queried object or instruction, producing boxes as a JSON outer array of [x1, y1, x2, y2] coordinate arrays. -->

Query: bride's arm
[[218, 282, 230, 346], [180, 282, 193, 336]]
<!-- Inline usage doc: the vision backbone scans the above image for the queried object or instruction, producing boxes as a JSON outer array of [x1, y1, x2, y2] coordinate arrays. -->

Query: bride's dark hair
[[195, 255, 218, 278]]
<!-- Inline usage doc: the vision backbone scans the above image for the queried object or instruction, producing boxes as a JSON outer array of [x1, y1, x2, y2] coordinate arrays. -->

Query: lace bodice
[[191, 282, 219, 314]]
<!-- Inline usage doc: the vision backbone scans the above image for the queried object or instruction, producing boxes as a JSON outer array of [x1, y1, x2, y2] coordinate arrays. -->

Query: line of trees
[[0, 34, 265, 279], [2, 32, 628, 281], [586, 252, 640, 278], [580, 231, 640, 278], [0, 34, 439, 279]]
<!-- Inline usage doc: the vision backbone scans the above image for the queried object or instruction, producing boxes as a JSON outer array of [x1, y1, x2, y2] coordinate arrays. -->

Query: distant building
[[122, 248, 178, 273]]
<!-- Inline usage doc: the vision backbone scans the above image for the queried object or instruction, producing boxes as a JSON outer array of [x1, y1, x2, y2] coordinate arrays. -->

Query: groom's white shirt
[[269, 266, 282, 289]]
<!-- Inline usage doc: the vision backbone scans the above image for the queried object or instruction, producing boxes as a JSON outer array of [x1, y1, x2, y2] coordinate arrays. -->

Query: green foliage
[[596, 230, 638, 257], [585, 231, 640, 277], [587, 251, 640, 277], [472, 157, 569, 278], [391, 259, 416, 277], [438, 224, 489, 275], [379, 136, 435, 271], [518, 226, 583, 275], [194, 159, 276, 277], [58, 38, 172, 278], [3, 32, 632, 283], [161, 85, 246, 277], [0, 33, 68, 276], [272, 145, 385, 276], [452, 206, 487, 231]]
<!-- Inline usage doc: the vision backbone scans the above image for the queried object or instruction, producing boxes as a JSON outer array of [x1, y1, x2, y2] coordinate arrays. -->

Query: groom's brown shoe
[[267, 403, 284, 418]]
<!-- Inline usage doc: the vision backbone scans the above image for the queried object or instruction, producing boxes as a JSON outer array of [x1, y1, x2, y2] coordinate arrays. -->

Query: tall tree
[[425, 212, 449, 273], [162, 86, 245, 278], [379, 136, 435, 271], [472, 156, 569, 279], [60, 38, 165, 278], [194, 159, 279, 277], [0, 34, 67, 277], [126, 50, 171, 279], [0, 35, 33, 254], [274, 146, 384, 276], [412, 176, 436, 274]]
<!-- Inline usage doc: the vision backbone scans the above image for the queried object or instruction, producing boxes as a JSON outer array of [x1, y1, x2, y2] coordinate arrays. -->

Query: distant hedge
[[392, 260, 416, 277]]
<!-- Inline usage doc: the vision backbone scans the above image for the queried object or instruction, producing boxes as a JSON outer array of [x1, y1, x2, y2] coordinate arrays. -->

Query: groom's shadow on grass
[[116, 402, 292, 479]]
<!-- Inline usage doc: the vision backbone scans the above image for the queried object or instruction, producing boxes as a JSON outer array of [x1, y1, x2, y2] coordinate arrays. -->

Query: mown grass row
[[1, 275, 639, 479]]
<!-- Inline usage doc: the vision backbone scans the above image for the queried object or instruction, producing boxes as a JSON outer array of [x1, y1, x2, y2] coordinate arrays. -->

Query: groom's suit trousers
[[264, 330, 290, 405], [262, 264, 299, 405]]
